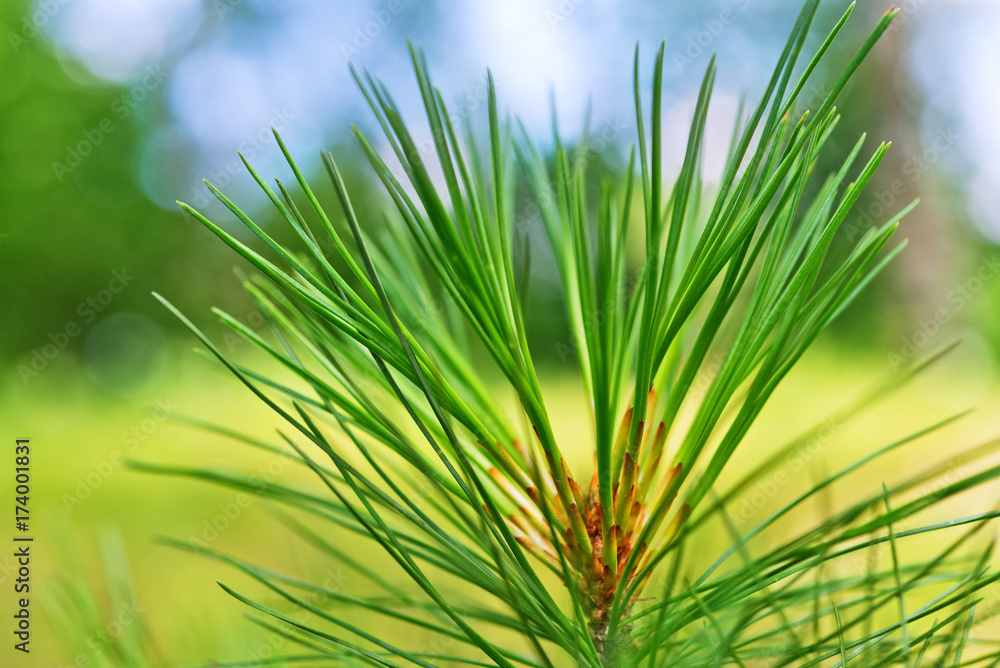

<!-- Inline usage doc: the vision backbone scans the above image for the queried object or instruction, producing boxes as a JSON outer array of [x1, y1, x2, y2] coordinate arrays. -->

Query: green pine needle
[[140, 1, 1000, 665]]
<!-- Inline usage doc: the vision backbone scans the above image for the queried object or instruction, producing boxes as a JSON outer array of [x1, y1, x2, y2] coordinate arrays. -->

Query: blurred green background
[[1, 0, 999, 664]]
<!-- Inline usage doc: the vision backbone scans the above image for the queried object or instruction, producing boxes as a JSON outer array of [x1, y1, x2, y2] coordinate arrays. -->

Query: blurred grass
[[1, 342, 998, 666]]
